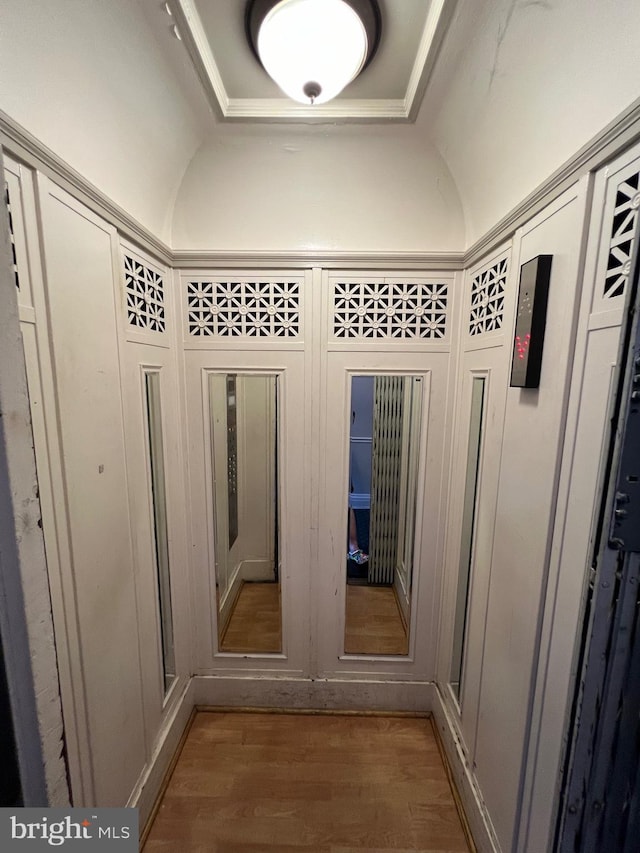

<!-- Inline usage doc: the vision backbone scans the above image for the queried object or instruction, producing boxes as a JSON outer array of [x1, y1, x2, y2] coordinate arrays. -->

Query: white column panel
[[473, 183, 589, 850], [37, 179, 146, 806]]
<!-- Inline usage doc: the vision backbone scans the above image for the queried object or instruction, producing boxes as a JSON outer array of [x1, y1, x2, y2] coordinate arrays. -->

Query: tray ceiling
[[165, 0, 456, 122]]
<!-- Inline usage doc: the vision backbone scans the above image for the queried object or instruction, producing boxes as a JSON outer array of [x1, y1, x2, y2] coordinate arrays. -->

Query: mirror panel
[[144, 372, 175, 692], [450, 376, 486, 699], [209, 373, 281, 653], [344, 375, 423, 656]]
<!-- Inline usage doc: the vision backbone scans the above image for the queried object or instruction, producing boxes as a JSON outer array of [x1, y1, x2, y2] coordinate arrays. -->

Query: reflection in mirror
[[344, 375, 423, 656], [450, 377, 486, 700], [144, 372, 175, 692], [209, 373, 281, 653]]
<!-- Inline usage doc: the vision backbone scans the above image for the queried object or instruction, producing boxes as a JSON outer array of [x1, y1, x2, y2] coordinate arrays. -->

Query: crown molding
[[171, 250, 465, 270], [222, 98, 410, 123], [405, 0, 458, 122], [170, 0, 457, 124]]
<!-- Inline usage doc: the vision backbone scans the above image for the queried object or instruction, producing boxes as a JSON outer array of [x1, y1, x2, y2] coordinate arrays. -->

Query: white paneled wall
[[7, 165, 193, 824], [179, 270, 312, 678], [473, 183, 590, 850], [432, 169, 638, 853], [438, 244, 515, 750], [317, 271, 460, 681], [517, 142, 640, 853], [36, 179, 147, 806]]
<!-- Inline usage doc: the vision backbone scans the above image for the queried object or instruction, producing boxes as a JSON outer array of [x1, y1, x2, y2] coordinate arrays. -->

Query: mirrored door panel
[[344, 375, 423, 656], [450, 376, 486, 698], [209, 373, 281, 653]]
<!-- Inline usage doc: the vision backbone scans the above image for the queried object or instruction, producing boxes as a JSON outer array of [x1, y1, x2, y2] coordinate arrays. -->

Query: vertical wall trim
[[0, 150, 68, 806]]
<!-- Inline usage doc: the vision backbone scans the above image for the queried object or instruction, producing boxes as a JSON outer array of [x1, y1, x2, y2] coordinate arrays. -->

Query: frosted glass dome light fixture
[[245, 0, 381, 106]]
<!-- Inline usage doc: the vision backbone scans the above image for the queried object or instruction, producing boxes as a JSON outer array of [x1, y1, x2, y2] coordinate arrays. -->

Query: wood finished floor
[[220, 582, 282, 653], [221, 583, 406, 656], [143, 711, 471, 853], [344, 586, 408, 656]]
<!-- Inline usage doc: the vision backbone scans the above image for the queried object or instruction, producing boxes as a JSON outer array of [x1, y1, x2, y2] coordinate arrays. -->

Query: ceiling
[[162, 0, 456, 122]]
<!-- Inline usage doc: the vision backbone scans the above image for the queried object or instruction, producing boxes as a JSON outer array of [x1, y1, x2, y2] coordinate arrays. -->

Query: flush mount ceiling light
[[246, 0, 381, 105]]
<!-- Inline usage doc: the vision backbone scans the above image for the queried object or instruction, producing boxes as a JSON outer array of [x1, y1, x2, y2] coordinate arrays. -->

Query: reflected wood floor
[[220, 582, 282, 653], [221, 582, 406, 657], [143, 711, 471, 853], [344, 586, 408, 656]]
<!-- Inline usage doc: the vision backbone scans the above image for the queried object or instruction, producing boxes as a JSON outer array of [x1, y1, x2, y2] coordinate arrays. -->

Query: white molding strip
[[223, 98, 410, 123], [172, 249, 465, 270], [0, 109, 172, 267], [2, 95, 640, 272], [405, 0, 458, 122], [464, 95, 640, 269], [170, 0, 457, 123]]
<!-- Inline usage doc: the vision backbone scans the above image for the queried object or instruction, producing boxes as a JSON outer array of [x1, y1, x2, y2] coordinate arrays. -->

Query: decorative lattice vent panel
[[124, 254, 165, 333], [603, 171, 640, 300], [186, 280, 301, 337], [5, 184, 20, 290], [469, 257, 508, 336], [332, 281, 448, 340]]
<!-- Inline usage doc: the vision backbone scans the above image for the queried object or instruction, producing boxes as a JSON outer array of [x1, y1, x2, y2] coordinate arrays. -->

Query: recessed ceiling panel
[[169, 0, 457, 122]]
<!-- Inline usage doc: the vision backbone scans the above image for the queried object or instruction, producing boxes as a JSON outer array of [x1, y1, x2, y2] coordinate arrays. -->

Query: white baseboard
[[218, 564, 243, 636], [431, 685, 501, 853], [192, 674, 434, 712], [127, 677, 195, 829], [240, 558, 275, 582]]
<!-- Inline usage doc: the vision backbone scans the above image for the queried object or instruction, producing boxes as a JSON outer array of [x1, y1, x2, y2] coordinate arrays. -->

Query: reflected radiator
[[368, 377, 404, 584]]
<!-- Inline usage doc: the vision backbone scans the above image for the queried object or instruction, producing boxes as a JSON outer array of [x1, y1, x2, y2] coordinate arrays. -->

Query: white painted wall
[[171, 125, 465, 251], [0, 0, 206, 242], [423, 0, 640, 246]]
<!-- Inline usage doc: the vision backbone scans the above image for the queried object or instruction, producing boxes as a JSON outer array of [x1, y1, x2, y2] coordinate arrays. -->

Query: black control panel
[[510, 254, 552, 388]]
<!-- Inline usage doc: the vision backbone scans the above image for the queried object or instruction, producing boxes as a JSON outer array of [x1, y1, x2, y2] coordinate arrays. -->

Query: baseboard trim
[[431, 715, 479, 853], [192, 674, 434, 712], [128, 677, 195, 833], [430, 684, 501, 853], [197, 705, 430, 718]]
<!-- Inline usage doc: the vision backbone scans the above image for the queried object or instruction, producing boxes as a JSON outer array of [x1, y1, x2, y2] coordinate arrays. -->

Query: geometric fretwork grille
[[124, 254, 165, 333], [186, 280, 301, 337], [469, 257, 508, 336], [603, 171, 640, 300], [332, 281, 448, 339]]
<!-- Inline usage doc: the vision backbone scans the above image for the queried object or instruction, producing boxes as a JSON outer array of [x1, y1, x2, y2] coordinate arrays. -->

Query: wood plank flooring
[[143, 711, 471, 853], [220, 582, 282, 653], [344, 586, 408, 655], [221, 582, 406, 656]]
